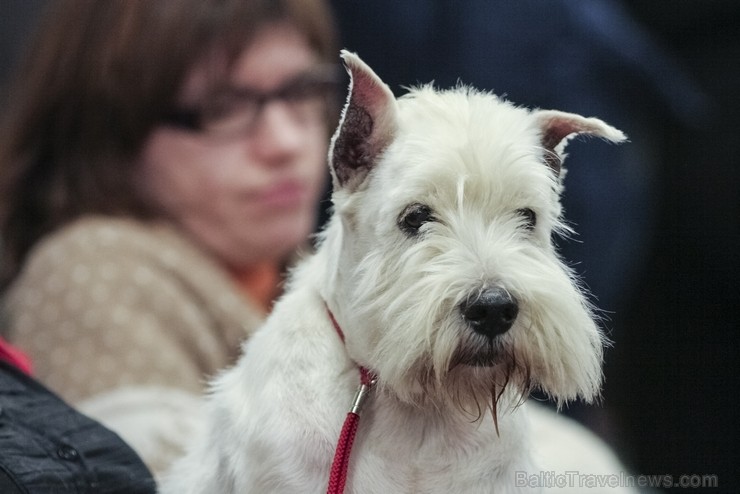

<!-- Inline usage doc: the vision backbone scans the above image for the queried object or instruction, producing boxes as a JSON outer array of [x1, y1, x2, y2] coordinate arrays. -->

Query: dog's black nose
[[460, 287, 519, 338]]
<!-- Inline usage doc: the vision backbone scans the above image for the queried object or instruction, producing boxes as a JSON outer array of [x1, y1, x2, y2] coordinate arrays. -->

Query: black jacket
[[0, 360, 156, 493]]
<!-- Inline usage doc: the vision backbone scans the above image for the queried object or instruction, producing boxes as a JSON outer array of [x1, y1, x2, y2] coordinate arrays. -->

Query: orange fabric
[[230, 262, 282, 314]]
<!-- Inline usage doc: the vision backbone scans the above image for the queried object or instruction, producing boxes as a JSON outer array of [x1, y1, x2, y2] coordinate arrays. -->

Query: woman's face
[[136, 23, 331, 269]]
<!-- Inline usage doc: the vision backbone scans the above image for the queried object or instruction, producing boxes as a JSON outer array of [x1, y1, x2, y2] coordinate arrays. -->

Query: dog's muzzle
[[460, 287, 519, 339]]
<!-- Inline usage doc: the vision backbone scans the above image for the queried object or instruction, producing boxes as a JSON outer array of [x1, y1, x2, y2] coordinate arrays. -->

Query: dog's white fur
[[161, 52, 630, 493]]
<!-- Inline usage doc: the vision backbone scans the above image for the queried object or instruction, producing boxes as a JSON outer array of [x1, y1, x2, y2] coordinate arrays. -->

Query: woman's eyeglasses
[[163, 65, 341, 139]]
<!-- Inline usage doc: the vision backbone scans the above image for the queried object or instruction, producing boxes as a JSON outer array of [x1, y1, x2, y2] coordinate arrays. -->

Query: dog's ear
[[535, 110, 626, 177], [329, 50, 398, 192]]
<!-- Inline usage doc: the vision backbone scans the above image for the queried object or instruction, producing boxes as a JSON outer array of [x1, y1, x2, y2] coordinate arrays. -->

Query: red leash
[[326, 308, 377, 494]]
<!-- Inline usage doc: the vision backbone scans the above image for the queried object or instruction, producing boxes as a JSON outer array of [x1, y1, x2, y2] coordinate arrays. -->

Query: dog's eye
[[399, 203, 434, 235], [517, 208, 537, 230]]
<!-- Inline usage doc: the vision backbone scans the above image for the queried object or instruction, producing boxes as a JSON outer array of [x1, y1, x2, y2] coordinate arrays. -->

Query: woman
[[0, 0, 339, 476]]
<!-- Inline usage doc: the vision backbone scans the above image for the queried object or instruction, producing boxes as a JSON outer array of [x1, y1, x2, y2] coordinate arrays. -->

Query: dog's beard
[[382, 337, 533, 431], [448, 331, 510, 368], [366, 307, 536, 421], [446, 345, 533, 431], [448, 333, 533, 400]]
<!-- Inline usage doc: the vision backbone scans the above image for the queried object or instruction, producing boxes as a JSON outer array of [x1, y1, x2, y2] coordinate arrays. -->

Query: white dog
[[162, 51, 631, 493]]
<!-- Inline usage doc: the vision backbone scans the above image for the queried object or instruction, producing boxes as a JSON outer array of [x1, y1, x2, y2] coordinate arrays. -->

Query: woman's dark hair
[[0, 0, 338, 288]]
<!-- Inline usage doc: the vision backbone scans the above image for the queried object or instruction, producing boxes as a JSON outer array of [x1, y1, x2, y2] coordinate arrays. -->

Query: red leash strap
[[325, 308, 377, 494], [327, 367, 376, 494], [327, 412, 359, 494]]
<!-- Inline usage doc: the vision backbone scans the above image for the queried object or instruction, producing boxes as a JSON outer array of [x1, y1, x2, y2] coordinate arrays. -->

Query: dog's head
[[322, 51, 625, 415]]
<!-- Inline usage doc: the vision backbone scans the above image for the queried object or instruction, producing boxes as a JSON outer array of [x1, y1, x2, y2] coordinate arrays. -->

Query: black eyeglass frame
[[162, 64, 342, 135]]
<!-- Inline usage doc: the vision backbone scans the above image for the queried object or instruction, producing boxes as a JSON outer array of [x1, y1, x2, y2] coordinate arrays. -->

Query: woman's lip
[[256, 181, 307, 209]]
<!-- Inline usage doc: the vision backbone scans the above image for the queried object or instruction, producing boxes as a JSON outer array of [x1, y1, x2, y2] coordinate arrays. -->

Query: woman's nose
[[247, 101, 306, 165]]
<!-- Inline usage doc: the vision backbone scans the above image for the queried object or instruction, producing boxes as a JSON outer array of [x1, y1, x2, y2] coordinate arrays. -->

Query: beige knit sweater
[[4, 216, 265, 476]]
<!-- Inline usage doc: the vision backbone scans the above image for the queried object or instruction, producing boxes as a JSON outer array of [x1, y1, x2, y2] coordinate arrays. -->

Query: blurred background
[[2, 1, 738, 492]]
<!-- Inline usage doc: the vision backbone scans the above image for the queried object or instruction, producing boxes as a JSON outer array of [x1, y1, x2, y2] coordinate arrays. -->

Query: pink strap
[[0, 336, 33, 374]]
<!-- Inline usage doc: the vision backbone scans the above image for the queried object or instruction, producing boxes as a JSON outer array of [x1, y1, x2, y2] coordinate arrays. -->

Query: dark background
[[611, 1, 739, 490]]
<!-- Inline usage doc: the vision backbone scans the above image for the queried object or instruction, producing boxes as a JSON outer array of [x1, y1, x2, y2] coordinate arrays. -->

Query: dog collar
[[325, 306, 377, 494]]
